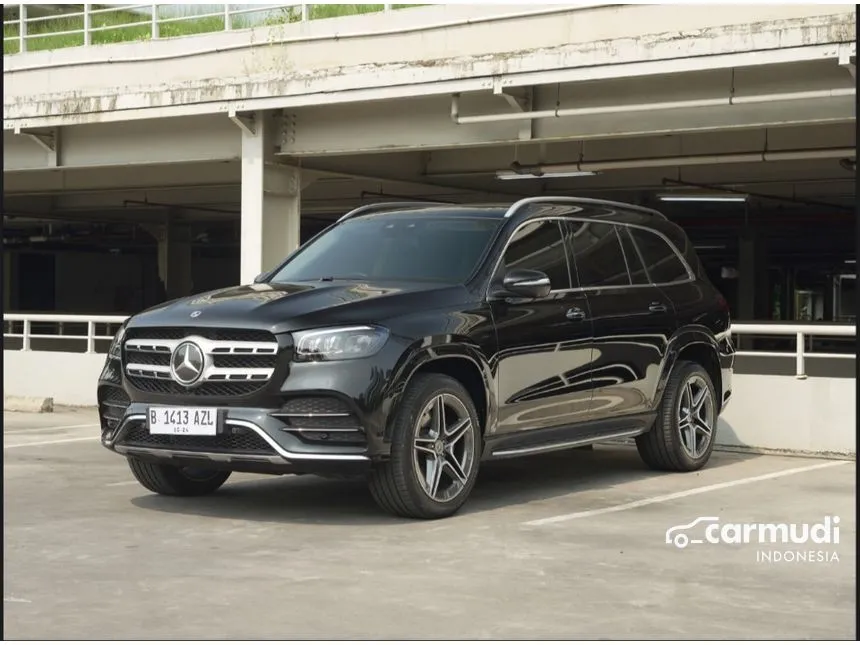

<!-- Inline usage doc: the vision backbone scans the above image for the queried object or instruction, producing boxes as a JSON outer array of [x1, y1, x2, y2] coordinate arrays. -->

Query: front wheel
[[127, 457, 231, 496], [369, 374, 481, 519], [636, 360, 718, 472]]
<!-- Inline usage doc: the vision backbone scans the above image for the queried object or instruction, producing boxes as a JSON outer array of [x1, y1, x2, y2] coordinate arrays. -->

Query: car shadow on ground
[[129, 444, 761, 527]]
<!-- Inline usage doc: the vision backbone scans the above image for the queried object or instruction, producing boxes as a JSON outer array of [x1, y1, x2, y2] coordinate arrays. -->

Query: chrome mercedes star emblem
[[190, 311, 202, 318], [170, 341, 205, 386]]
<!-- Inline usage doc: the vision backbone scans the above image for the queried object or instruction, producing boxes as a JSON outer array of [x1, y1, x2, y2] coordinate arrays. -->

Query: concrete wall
[[4, 351, 106, 407], [3, 351, 855, 456], [717, 373, 856, 456]]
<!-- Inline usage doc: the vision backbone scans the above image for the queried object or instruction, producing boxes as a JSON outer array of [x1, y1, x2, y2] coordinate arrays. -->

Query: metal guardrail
[[3, 3, 397, 54], [731, 323, 856, 379], [4, 313, 128, 353], [2, 315, 857, 378]]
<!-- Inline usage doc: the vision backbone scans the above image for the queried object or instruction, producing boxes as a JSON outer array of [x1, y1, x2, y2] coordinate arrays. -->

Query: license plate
[[148, 407, 218, 436]]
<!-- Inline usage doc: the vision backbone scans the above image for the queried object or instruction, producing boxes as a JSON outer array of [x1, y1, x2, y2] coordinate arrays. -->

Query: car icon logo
[[665, 516, 720, 549], [190, 311, 202, 318]]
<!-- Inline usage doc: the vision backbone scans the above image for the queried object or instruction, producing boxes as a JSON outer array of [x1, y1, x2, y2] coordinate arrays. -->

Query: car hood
[[127, 280, 469, 334]]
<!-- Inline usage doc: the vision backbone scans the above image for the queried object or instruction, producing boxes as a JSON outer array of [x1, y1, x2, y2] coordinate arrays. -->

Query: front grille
[[123, 327, 280, 397], [99, 385, 131, 432], [119, 425, 276, 455]]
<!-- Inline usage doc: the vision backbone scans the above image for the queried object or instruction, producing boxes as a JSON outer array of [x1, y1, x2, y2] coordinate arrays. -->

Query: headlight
[[108, 324, 127, 360], [293, 325, 388, 362]]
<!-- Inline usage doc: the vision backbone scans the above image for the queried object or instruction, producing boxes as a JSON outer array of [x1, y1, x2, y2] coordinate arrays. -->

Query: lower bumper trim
[[114, 444, 286, 464], [107, 414, 369, 462]]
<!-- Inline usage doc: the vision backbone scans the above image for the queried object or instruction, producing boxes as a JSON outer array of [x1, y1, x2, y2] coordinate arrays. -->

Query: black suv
[[98, 197, 734, 519]]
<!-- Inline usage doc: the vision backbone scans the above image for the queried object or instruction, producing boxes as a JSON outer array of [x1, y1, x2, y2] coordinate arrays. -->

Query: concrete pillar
[[3, 250, 13, 310], [240, 111, 304, 285], [147, 219, 193, 301], [737, 229, 769, 321]]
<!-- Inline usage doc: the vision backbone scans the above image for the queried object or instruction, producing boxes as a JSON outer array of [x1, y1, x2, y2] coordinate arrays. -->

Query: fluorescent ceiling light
[[496, 170, 597, 180], [658, 193, 748, 203], [845, 259, 856, 264]]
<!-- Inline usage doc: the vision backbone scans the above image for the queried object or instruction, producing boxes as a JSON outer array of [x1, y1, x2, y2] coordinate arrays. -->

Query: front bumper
[[101, 404, 373, 475], [97, 332, 410, 470]]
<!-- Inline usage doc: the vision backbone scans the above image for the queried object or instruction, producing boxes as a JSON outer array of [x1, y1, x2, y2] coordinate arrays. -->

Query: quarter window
[[501, 220, 571, 291], [564, 221, 631, 288], [628, 227, 690, 284]]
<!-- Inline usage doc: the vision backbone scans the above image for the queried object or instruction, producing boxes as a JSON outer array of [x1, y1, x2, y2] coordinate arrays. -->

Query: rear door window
[[618, 226, 650, 285], [563, 221, 631, 288], [627, 227, 690, 284]]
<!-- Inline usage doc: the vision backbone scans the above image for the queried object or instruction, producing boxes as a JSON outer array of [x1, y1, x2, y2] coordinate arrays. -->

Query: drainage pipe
[[435, 147, 856, 178], [450, 88, 856, 125]]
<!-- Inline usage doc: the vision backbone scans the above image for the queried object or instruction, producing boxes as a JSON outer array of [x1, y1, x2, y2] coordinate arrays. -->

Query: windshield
[[269, 211, 503, 284]]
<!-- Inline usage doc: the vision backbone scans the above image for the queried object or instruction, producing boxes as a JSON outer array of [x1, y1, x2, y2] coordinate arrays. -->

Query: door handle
[[566, 307, 586, 321], [648, 302, 668, 313]]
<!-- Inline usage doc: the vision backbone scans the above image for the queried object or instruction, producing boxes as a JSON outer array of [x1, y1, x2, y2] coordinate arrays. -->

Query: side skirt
[[483, 413, 656, 460]]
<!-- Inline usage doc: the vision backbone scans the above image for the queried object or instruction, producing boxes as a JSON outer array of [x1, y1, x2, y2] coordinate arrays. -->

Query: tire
[[636, 360, 718, 472], [127, 457, 231, 496], [368, 373, 482, 519]]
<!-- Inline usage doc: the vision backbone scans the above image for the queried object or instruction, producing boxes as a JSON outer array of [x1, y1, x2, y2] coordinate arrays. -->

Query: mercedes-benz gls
[[98, 197, 734, 519]]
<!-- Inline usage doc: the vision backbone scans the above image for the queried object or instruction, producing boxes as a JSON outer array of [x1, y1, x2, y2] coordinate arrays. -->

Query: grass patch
[[3, 4, 418, 55]]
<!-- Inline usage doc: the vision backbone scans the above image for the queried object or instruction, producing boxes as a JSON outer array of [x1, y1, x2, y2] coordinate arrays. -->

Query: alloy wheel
[[677, 374, 715, 459], [411, 393, 476, 503]]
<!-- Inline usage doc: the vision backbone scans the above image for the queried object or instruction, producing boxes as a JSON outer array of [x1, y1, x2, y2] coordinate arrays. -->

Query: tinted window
[[565, 221, 630, 288], [628, 227, 690, 284], [501, 220, 570, 290], [270, 213, 501, 283], [618, 226, 650, 285]]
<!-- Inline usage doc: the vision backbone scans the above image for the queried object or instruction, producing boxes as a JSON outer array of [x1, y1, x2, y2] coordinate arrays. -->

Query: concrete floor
[[4, 408, 856, 639]]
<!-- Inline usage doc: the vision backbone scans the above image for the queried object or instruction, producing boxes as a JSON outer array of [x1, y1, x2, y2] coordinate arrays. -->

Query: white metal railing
[[3, 315, 857, 376], [731, 323, 856, 379], [3, 3, 398, 54], [4, 313, 128, 353]]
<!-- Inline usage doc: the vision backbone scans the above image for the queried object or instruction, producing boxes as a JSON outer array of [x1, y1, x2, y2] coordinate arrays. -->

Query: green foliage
[[3, 4, 417, 55]]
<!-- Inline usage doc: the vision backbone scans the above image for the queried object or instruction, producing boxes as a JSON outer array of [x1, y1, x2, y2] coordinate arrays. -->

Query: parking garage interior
[[4, 121, 856, 325]]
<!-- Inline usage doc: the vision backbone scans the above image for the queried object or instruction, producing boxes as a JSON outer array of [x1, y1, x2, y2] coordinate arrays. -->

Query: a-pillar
[[147, 218, 193, 301], [239, 111, 312, 284], [737, 228, 770, 321]]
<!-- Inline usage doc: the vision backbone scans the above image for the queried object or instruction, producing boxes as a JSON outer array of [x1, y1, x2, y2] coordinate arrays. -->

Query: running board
[[489, 428, 648, 459]]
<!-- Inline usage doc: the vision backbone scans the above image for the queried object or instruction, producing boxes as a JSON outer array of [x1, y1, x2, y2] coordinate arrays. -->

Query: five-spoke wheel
[[412, 393, 476, 503], [677, 374, 715, 460]]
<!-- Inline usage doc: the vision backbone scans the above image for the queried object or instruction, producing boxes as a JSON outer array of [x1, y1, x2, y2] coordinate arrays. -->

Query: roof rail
[[336, 201, 453, 223], [502, 196, 667, 221]]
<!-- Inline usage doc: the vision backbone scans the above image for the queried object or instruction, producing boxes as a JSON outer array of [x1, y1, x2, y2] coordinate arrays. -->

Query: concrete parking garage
[[3, 409, 855, 640]]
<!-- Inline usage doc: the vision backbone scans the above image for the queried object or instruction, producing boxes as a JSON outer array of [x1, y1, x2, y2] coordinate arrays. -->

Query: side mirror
[[499, 268, 552, 299]]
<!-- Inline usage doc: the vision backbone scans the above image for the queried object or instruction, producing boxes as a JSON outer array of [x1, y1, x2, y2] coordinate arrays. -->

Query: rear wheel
[[369, 374, 481, 519], [127, 457, 231, 496], [636, 360, 717, 472]]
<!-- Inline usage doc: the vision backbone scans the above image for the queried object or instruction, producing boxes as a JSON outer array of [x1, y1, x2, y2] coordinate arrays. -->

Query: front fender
[[382, 338, 496, 441]]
